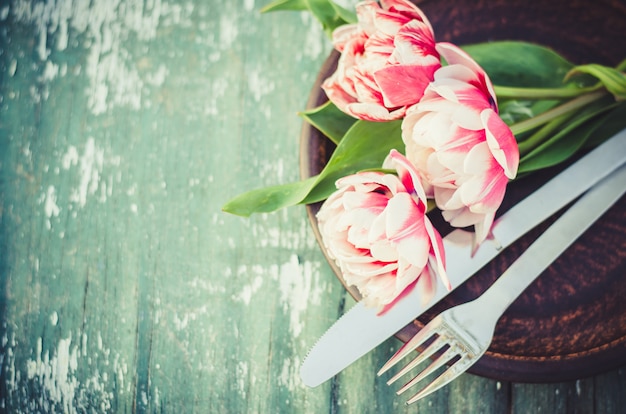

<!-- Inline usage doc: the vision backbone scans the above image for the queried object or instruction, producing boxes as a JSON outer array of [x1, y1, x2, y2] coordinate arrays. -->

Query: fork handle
[[477, 162, 626, 314]]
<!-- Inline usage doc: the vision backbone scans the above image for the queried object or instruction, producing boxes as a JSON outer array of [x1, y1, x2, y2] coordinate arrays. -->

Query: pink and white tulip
[[322, 0, 440, 121], [402, 42, 519, 245], [317, 150, 448, 313]]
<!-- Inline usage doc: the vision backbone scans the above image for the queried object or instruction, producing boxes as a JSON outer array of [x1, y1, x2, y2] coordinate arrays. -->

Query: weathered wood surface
[[0, 0, 624, 413]]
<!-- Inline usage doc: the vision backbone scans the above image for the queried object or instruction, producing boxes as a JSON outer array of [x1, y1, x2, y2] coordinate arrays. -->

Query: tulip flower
[[402, 42, 519, 246], [317, 149, 448, 313], [322, 0, 440, 121]]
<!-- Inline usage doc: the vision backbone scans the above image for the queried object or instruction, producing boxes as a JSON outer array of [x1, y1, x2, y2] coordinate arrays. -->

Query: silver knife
[[301, 128, 626, 387]]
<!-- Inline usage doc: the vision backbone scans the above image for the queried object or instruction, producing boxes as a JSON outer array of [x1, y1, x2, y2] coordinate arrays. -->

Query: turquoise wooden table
[[1, 0, 625, 412]]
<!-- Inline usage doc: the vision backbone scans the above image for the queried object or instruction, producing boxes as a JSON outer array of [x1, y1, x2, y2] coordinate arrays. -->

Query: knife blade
[[301, 128, 626, 387]]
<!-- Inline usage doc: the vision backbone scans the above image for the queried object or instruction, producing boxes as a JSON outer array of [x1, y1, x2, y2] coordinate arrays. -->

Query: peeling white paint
[[247, 69, 275, 104], [60, 138, 121, 210], [277, 254, 323, 338], [278, 355, 301, 391], [69, 137, 104, 208], [233, 275, 263, 305], [301, 14, 325, 60], [145, 63, 168, 86], [243, 0, 255, 12], [188, 276, 227, 294], [3, 330, 133, 410], [172, 305, 209, 331], [43, 185, 60, 229], [25, 335, 80, 412], [40, 60, 59, 82], [219, 14, 239, 50], [236, 360, 249, 398], [8, 0, 195, 114], [204, 78, 229, 116], [62, 146, 79, 170]]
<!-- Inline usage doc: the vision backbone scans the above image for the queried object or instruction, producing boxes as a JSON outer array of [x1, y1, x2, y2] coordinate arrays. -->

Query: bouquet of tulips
[[224, 0, 626, 313]]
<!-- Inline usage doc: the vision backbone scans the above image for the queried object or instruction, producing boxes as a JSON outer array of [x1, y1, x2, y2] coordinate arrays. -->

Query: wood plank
[[593, 368, 626, 413], [0, 1, 336, 412], [0, 1, 625, 413], [511, 378, 595, 413]]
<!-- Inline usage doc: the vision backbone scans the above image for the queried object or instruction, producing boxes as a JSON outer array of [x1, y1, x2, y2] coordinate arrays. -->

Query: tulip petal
[[383, 194, 430, 269], [347, 102, 406, 121], [382, 0, 433, 31], [322, 0, 440, 121], [377, 265, 434, 315], [385, 149, 428, 202], [461, 143, 508, 209], [316, 157, 449, 312], [482, 109, 519, 179], [401, 40, 518, 248], [392, 20, 438, 64], [441, 205, 484, 228], [473, 211, 496, 246], [331, 23, 361, 51], [436, 42, 496, 104], [374, 64, 436, 107]]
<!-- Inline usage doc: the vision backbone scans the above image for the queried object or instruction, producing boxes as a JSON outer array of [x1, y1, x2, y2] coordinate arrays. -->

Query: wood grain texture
[[0, 0, 625, 413]]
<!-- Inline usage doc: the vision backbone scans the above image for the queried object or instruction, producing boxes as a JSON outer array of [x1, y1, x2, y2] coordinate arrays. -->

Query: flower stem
[[516, 112, 573, 157], [509, 90, 607, 136], [494, 84, 600, 99]]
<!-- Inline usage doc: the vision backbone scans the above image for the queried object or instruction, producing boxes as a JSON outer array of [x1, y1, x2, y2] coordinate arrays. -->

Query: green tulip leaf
[[302, 119, 403, 203], [582, 101, 626, 148], [462, 41, 577, 88], [518, 98, 622, 174], [567, 63, 626, 100], [299, 101, 357, 145], [222, 177, 318, 217], [223, 119, 403, 216]]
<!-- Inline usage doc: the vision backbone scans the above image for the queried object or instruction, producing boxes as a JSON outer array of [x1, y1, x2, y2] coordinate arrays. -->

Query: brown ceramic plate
[[300, 0, 626, 383]]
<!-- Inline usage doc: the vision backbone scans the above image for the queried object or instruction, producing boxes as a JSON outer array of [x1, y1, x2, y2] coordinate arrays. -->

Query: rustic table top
[[1, 0, 625, 413]]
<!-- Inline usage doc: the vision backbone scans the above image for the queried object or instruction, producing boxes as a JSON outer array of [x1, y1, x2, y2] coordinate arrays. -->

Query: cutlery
[[300, 128, 626, 387], [379, 162, 626, 404]]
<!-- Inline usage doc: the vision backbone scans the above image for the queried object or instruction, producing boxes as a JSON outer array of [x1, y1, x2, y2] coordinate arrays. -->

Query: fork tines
[[377, 316, 474, 404]]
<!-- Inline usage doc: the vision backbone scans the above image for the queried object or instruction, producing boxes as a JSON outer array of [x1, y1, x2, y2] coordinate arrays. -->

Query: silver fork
[[377, 162, 626, 405]]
